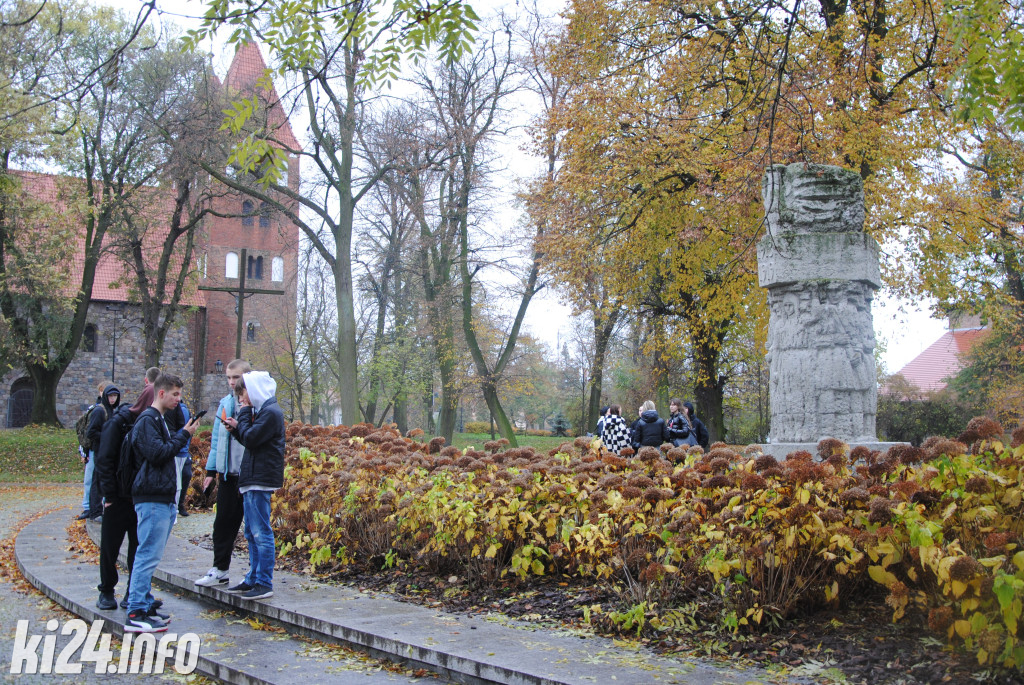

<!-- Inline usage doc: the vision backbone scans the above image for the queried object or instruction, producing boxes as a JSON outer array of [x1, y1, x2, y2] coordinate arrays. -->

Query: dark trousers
[[98, 497, 138, 594], [88, 472, 103, 518], [212, 474, 244, 571]]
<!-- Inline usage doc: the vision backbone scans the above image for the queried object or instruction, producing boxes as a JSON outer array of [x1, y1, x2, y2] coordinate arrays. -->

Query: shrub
[[269, 422, 1024, 671], [463, 421, 491, 434]]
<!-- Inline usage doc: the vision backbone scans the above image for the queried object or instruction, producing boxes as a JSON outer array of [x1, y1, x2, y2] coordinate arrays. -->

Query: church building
[[2, 43, 299, 426]]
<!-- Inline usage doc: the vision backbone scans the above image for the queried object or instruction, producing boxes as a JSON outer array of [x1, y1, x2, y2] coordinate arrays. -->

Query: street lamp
[[104, 305, 124, 381]]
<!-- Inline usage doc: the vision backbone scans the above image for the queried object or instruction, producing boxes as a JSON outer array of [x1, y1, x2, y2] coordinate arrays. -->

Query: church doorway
[[7, 377, 33, 428]]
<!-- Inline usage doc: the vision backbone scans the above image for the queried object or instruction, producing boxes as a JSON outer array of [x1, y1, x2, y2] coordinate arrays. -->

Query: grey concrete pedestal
[[756, 441, 905, 459]]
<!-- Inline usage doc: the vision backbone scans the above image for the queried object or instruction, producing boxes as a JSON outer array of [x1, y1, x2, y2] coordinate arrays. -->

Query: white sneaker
[[194, 567, 229, 587]]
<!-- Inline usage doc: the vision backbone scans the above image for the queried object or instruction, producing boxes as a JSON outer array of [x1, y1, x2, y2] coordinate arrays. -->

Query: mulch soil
[[312, 564, 1018, 684]]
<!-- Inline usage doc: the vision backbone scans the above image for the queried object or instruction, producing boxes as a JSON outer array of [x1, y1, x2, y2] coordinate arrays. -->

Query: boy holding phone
[[223, 371, 285, 600], [124, 373, 199, 633]]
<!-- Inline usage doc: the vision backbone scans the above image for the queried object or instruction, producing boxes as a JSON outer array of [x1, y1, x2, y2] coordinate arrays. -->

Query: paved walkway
[[8, 484, 789, 684], [0, 485, 149, 684]]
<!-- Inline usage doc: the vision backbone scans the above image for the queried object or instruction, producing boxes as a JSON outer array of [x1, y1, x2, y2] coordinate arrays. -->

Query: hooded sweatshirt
[[87, 384, 120, 450], [233, 371, 285, 493]]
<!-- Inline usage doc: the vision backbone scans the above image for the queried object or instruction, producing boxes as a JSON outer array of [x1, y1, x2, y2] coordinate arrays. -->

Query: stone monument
[[757, 163, 899, 457]]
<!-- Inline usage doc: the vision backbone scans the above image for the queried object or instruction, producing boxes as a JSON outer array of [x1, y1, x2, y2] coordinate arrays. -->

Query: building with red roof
[[884, 315, 990, 396], [2, 44, 299, 427]]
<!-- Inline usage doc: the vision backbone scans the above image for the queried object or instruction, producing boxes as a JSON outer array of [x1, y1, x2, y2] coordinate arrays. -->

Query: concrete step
[[15, 509, 449, 685], [81, 513, 775, 685]]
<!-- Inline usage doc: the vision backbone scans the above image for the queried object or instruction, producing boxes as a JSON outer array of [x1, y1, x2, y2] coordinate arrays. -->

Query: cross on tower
[[199, 248, 285, 358]]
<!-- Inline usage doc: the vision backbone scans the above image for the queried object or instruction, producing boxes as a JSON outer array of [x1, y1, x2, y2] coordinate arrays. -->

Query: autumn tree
[[188, 0, 479, 427], [356, 105, 433, 429], [0, 7, 205, 423], [104, 39, 230, 368], [535, 0, 965, 442]]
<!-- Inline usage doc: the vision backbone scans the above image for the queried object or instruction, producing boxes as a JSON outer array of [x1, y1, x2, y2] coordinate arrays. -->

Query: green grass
[[0, 426, 82, 483], [0, 428, 576, 484], [448, 432, 570, 452]]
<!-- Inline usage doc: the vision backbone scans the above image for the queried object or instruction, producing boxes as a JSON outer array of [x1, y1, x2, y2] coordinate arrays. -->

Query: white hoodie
[[243, 371, 277, 412]]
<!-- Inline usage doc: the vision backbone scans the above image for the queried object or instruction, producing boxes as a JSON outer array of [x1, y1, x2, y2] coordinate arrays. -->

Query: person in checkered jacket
[[600, 405, 631, 454]]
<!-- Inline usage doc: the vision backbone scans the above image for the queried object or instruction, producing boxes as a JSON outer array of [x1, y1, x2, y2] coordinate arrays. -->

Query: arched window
[[258, 201, 271, 228], [246, 321, 257, 342], [226, 251, 239, 279], [272, 256, 284, 282], [82, 324, 97, 352], [241, 200, 254, 227], [247, 255, 263, 280], [8, 377, 33, 428]]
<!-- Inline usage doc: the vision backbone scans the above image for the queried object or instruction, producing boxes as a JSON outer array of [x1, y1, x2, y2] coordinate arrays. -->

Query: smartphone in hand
[[192, 409, 208, 421]]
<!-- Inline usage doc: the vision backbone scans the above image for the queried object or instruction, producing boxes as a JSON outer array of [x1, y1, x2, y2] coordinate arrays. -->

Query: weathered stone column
[[758, 163, 895, 455]]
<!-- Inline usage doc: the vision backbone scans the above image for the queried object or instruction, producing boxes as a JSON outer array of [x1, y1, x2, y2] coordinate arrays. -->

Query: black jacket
[[86, 384, 120, 451], [95, 404, 135, 500], [683, 402, 710, 450], [130, 407, 189, 504], [631, 410, 671, 449], [667, 412, 693, 442], [234, 397, 286, 490]]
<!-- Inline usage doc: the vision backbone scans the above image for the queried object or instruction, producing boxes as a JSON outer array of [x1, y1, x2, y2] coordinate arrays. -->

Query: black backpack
[[116, 421, 140, 497], [74, 405, 95, 452]]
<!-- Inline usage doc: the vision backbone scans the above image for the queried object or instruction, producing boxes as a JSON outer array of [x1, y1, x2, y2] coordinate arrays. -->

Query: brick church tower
[[199, 43, 300, 398]]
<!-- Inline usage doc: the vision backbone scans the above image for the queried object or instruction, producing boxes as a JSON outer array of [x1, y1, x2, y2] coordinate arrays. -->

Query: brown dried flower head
[[620, 485, 643, 499], [741, 473, 767, 491], [839, 487, 870, 505], [1012, 423, 1024, 448], [817, 438, 847, 459], [849, 446, 871, 463], [949, 556, 984, 582], [637, 446, 662, 463], [964, 476, 992, 495], [984, 532, 1013, 552]]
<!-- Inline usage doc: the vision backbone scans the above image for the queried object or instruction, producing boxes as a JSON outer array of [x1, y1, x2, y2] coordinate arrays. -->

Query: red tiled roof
[[14, 170, 205, 307], [223, 42, 300, 151], [890, 328, 990, 393]]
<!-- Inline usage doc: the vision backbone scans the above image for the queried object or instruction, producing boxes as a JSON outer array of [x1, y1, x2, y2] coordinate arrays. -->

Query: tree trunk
[[309, 358, 321, 425], [334, 222, 358, 426], [693, 335, 727, 443], [436, 356, 459, 443], [363, 300, 388, 424], [421, 368, 436, 436], [27, 364, 62, 426], [393, 391, 408, 435], [585, 309, 618, 433]]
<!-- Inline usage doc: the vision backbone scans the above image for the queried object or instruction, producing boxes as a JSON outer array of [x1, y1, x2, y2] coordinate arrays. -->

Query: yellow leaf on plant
[[485, 544, 499, 559], [954, 620, 972, 639], [951, 580, 968, 598], [868, 565, 898, 586], [1013, 551, 1024, 571]]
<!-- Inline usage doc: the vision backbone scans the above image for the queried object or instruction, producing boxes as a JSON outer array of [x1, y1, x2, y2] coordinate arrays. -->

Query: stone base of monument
[[756, 441, 907, 460]]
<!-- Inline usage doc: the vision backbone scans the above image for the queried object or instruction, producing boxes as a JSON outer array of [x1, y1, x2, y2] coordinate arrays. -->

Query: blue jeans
[[82, 451, 95, 510], [127, 502, 175, 613], [242, 491, 274, 588]]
